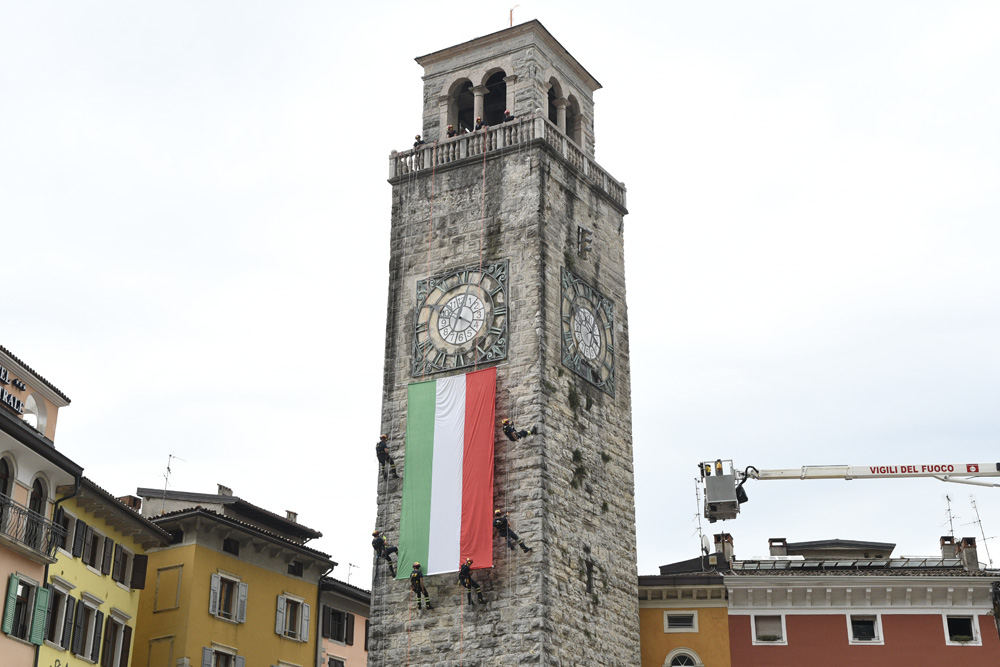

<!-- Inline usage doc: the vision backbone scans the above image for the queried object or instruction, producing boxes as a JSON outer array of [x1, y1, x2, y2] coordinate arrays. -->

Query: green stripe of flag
[[398, 379, 436, 578]]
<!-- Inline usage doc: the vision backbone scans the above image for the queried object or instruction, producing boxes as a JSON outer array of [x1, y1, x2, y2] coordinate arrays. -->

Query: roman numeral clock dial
[[560, 267, 615, 395], [412, 260, 509, 375]]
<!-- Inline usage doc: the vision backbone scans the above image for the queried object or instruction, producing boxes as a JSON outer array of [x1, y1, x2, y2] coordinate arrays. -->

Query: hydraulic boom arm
[[699, 459, 1000, 522]]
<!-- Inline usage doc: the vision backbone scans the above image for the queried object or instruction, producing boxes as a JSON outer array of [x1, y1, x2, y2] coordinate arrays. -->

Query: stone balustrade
[[390, 115, 627, 210]]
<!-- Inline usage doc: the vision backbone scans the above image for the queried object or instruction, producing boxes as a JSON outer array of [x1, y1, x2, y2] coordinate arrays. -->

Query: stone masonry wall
[[372, 141, 637, 665]]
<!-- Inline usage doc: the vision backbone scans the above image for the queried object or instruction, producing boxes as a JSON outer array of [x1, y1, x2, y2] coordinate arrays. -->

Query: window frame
[[663, 648, 704, 666], [54, 508, 78, 556], [82, 525, 108, 573], [209, 572, 247, 624], [43, 576, 76, 650], [275, 593, 310, 642], [3, 573, 49, 645], [846, 613, 884, 645], [751, 613, 787, 646], [663, 610, 698, 633], [72, 592, 106, 660], [99, 611, 131, 667], [942, 614, 982, 646]]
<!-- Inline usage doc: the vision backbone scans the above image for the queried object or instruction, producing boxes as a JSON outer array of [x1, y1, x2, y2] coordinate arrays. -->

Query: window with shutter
[[91, 609, 104, 662], [70, 519, 86, 558], [130, 554, 148, 590], [61, 596, 76, 649], [345, 612, 355, 646], [752, 614, 784, 643], [28, 585, 49, 645], [101, 615, 115, 667], [112, 544, 124, 583], [300, 603, 310, 643], [2, 573, 20, 636], [118, 624, 132, 667], [275, 596, 286, 636], [364, 618, 370, 651], [102, 539, 115, 575], [664, 611, 697, 633]]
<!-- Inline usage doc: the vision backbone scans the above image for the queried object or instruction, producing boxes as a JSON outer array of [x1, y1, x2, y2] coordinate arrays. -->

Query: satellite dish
[[701, 535, 711, 555]]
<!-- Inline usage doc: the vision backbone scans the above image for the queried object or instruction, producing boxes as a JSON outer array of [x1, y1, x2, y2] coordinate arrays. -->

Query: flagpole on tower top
[[510, 5, 520, 27]]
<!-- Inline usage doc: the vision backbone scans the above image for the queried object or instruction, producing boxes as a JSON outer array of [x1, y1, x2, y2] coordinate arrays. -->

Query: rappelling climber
[[410, 562, 433, 609], [376, 434, 399, 481], [458, 557, 485, 606], [494, 509, 532, 553], [372, 530, 398, 577], [502, 418, 536, 442]]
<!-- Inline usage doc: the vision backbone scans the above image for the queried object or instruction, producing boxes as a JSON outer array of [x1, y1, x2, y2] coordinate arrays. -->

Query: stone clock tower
[[373, 21, 638, 665]]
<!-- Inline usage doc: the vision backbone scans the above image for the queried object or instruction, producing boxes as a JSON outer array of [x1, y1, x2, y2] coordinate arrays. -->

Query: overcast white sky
[[3, 1, 998, 587]]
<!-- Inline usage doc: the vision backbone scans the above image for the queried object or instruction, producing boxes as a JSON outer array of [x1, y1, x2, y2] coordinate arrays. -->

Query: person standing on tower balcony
[[502, 418, 536, 442], [494, 509, 532, 553], [376, 434, 399, 480], [475, 117, 486, 131], [372, 530, 398, 576], [410, 563, 433, 609], [447, 124, 458, 138], [503, 109, 516, 122], [458, 558, 486, 606], [413, 134, 426, 148]]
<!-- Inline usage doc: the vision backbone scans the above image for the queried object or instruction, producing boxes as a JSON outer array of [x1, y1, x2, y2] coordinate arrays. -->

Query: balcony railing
[[0, 493, 67, 560], [389, 114, 627, 210]]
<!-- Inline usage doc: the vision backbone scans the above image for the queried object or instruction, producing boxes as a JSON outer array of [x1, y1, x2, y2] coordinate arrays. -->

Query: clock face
[[561, 267, 615, 395], [413, 261, 509, 375], [573, 306, 601, 360]]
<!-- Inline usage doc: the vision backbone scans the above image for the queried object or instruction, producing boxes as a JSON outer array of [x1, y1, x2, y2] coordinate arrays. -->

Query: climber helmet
[[372, 530, 380, 536], [380, 434, 387, 440], [413, 562, 421, 569], [495, 509, 503, 516]]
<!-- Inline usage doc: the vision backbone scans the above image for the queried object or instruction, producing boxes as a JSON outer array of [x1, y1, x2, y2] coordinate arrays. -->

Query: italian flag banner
[[398, 367, 496, 577]]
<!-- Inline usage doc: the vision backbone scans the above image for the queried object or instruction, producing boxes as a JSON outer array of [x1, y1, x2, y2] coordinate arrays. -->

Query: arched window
[[565, 95, 582, 146], [483, 71, 507, 125], [664, 648, 704, 667], [0, 457, 10, 497], [29, 478, 46, 514], [447, 78, 475, 134], [23, 394, 47, 433], [547, 77, 563, 125]]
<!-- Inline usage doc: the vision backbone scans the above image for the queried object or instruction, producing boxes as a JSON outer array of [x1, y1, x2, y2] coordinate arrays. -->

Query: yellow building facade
[[132, 489, 334, 667], [639, 573, 731, 667], [38, 479, 169, 667]]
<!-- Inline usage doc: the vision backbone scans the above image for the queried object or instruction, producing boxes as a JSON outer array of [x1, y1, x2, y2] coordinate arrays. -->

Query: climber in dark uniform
[[475, 117, 486, 130], [502, 418, 536, 442], [410, 562, 433, 609], [413, 134, 426, 148], [372, 530, 398, 577], [503, 109, 516, 122], [458, 558, 485, 605], [376, 434, 399, 480], [447, 124, 458, 138], [494, 509, 532, 553]]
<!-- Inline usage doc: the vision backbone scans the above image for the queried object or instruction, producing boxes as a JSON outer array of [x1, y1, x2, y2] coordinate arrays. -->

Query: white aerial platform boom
[[700, 459, 1000, 523]]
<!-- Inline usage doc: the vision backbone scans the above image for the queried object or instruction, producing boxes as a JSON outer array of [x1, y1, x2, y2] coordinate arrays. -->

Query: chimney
[[769, 537, 788, 557], [714, 532, 735, 565], [217, 484, 233, 497], [958, 537, 980, 572], [286, 510, 298, 523], [116, 495, 142, 512], [940, 535, 958, 559]]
